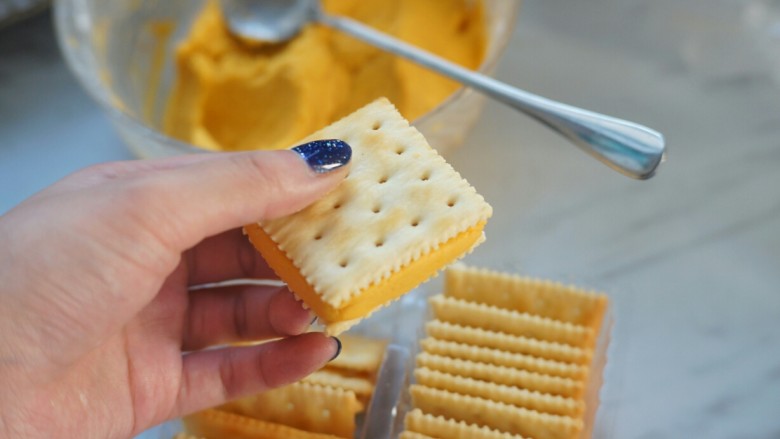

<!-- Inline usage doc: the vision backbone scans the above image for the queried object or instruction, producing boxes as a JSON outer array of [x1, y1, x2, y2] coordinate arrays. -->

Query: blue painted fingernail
[[330, 337, 342, 361], [292, 139, 352, 174]]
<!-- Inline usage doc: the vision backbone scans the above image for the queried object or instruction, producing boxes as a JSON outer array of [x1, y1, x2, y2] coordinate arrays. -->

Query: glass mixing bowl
[[54, 0, 518, 158]]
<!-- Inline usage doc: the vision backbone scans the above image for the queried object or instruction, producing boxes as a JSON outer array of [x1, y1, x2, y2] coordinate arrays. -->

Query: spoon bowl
[[219, 0, 666, 179], [220, 0, 314, 43]]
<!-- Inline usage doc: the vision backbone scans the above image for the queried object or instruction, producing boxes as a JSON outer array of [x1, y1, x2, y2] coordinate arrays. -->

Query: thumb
[[129, 139, 351, 250]]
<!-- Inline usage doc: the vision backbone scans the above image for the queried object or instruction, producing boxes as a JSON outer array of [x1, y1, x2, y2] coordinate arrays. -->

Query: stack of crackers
[[402, 265, 609, 439], [181, 334, 387, 439]]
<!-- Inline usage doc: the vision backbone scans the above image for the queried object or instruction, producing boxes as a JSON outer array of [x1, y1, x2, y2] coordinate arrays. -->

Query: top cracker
[[245, 98, 492, 334]]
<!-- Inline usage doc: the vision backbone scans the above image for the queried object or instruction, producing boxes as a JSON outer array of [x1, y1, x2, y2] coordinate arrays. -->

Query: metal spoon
[[220, 0, 666, 179]]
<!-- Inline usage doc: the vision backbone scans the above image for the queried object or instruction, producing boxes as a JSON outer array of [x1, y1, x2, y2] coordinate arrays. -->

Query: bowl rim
[[54, 1, 520, 156], [413, 1, 520, 128]]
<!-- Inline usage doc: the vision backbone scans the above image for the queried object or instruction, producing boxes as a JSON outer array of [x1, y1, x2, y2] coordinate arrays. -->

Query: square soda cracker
[[429, 295, 594, 348], [414, 368, 585, 417], [415, 352, 584, 399], [425, 320, 593, 365], [182, 409, 343, 439], [244, 98, 492, 335], [419, 338, 587, 380], [444, 265, 608, 334], [410, 385, 583, 439], [219, 382, 362, 438], [404, 409, 526, 439]]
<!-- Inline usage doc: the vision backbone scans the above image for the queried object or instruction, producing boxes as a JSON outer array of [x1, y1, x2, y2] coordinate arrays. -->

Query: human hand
[[0, 141, 351, 439]]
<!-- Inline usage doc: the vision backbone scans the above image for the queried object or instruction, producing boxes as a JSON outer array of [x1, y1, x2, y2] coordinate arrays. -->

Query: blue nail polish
[[292, 139, 352, 174]]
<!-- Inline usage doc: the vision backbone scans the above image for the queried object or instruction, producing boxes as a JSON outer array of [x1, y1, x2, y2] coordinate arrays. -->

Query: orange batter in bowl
[[164, 0, 486, 151]]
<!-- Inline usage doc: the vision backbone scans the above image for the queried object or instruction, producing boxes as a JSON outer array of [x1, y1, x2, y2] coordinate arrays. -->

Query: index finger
[[186, 228, 278, 286]]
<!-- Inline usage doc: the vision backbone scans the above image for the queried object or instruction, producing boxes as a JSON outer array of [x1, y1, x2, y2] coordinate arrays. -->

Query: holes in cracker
[[333, 201, 343, 209], [395, 146, 406, 155], [378, 175, 389, 184], [447, 197, 457, 207], [411, 217, 421, 227], [375, 238, 385, 248], [339, 259, 349, 268], [372, 204, 381, 214], [314, 232, 324, 241], [372, 121, 382, 130], [421, 171, 431, 181]]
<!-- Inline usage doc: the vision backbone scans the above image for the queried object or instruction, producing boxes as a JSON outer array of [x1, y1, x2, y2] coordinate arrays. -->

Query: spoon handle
[[320, 13, 666, 179]]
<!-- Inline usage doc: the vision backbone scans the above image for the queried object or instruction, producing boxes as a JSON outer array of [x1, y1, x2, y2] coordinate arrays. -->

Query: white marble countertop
[[3, 2, 780, 438]]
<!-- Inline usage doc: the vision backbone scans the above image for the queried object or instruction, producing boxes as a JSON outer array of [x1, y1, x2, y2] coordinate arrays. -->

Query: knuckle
[[237, 241, 261, 279], [238, 153, 287, 196], [77, 161, 125, 180], [218, 350, 239, 399], [62, 161, 130, 189], [232, 292, 250, 340], [118, 177, 159, 208]]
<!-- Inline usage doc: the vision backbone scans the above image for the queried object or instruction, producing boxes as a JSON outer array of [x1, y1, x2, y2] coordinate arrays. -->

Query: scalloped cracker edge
[[182, 409, 343, 439], [248, 98, 491, 334], [420, 338, 587, 380], [416, 352, 584, 398], [429, 294, 594, 347], [415, 368, 584, 417], [426, 320, 593, 365], [219, 382, 362, 438], [404, 409, 527, 439], [444, 265, 608, 334], [410, 385, 583, 439]]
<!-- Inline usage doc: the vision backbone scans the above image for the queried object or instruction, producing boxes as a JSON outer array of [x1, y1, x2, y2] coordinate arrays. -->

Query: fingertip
[[149, 147, 353, 251], [290, 139, 352, 174], [329, 336, 342, 362], [176, 332, 338, 416], [258, 332, 338, 387], [239, 149, 351, 222]]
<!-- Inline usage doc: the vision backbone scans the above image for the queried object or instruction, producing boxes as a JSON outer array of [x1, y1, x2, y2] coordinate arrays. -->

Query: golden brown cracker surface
[[429, 294, 593, 347], [419, 338, 587, 380], [414, 368, 584, 417], [410, 385, 583, 439], [219, 382, 362, 437], [248, 98, 491, 334], [416, 352, 584, 398], [425, 320, 593, 365], [182, 409, 344, 439], [444, 265, 608, 332], [404, 409, 527, 439]]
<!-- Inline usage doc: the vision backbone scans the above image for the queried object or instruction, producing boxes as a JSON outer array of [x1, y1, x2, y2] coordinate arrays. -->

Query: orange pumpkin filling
[[245, 222, 486, 324]]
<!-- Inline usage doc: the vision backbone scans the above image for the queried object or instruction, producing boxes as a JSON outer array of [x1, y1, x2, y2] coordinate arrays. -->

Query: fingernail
[[292, 139, 352, 174], [329, 336, 342, 362]]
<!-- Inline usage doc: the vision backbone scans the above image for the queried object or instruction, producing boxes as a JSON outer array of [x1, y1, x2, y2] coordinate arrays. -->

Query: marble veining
[[3, 3, 780, 439]]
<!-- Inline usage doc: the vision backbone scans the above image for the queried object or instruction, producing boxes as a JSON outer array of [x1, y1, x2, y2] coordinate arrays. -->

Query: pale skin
[[0, 150, 348, 438]]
